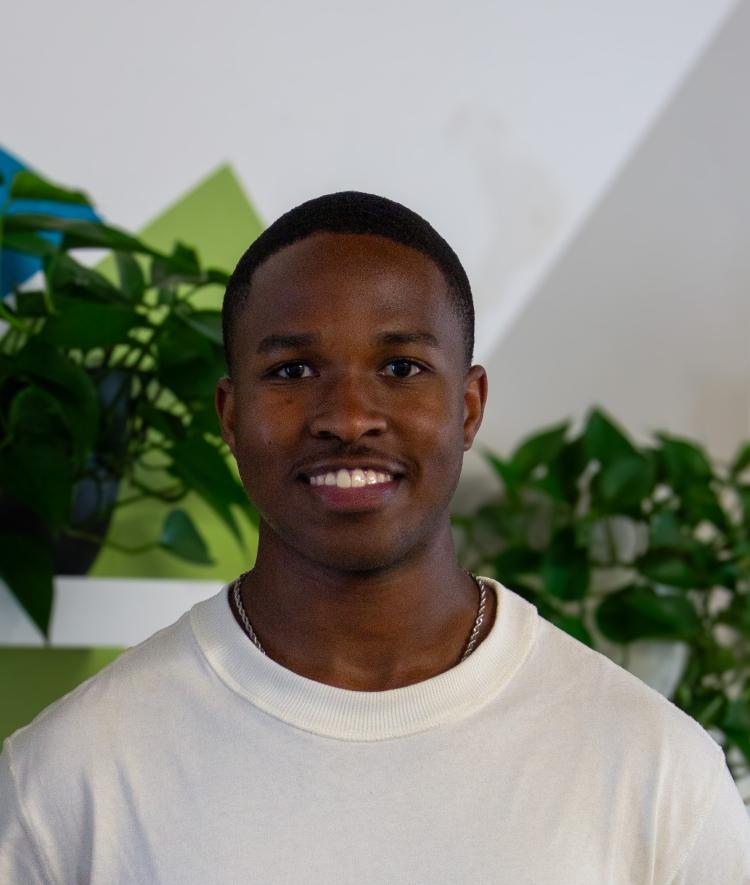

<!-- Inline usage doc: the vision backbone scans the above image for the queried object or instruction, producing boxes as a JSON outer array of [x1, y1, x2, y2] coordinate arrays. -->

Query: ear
[[215, 376, 237, 455], [462, 364, 488, 451]]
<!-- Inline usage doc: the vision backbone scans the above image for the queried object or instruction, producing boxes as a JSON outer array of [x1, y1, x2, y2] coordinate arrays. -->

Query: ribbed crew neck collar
[[190, 577, 537, 741]]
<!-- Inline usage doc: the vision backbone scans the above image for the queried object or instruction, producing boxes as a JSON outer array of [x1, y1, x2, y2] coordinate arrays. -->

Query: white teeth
[[309, 469, 395, 487]]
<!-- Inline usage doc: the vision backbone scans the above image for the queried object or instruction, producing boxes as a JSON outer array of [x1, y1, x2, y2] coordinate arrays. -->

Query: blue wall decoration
[[0, 146, 99, 299]]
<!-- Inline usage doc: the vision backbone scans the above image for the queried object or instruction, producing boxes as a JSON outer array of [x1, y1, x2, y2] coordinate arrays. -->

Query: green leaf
[[160, 356, 226, 405], [0, 442, 74, 529], [159, 509, 214, 565], [0, 231, 59, 257], [170, 242, 201, 275], [738, 485, 750, 531], [541, 529, 589, 600], [583, 408, 637, 464], [701, 644, 736, 675], [188, 404, 221, 436], [722, 698, 750, 734], [649, 510, 690, 551], [493, 547, 542, 584], [205, 268, 231, 286], [4, 214, 159, 256], [722, 700, 750, 766], [0, 533, 54, 637], [657, 434, 713, 486], [115, 252, 146, 301], [157, 286, 176, 306], [9, 170, 91, 206], [156, 315, 225, 403], [595, 585, 701, 642], [730, 442, 750, 478], [532, 439, 586, 503], [638, 552, 699, 588], [157, 313, 213, 363], [8, 387, 72, 445], [176, 309, 223, 346], [509, 421, 569, 482], [138, 403, 186, 442], [46, 252, 122, 302], [166, 438, 247, 543], [13, 341, 100, 460], [39, 300, 141, 349], [150, 249, 206, 287], [483, 451, 519, 494], [724, 730, 750, 768], [595, 454, 655, 510], [14, 290, 52, 318]]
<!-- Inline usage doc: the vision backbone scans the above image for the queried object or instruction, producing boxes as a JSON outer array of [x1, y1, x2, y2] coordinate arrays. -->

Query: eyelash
[[267, 359, 428, 380]]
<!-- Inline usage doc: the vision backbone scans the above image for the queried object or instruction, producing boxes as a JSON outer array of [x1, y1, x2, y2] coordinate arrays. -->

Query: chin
[[294, 522, 444, 576], [292, 540, 402, 574]]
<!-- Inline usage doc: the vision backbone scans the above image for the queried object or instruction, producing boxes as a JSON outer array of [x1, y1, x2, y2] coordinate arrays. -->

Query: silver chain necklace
[[231, 572, 487, 662]]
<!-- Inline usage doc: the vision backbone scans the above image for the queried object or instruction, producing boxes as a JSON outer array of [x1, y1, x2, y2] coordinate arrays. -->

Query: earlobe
[[462, 365, 488, 451], [215, 377, 237, 454]]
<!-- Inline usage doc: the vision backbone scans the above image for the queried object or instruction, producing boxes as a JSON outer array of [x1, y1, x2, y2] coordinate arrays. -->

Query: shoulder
[[3, 606, 200, 786], [516, 608, 741, 878], [524, 610, 728, 830], [534, 612, 723, 758]]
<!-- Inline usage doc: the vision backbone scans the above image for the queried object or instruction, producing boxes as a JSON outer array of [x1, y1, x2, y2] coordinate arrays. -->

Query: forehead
[[245, 232, 454, 330]]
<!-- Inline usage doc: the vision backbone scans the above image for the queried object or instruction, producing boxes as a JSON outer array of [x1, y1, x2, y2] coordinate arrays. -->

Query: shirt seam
[[662, 742, 727, 885], [4, 739, 60, 885]]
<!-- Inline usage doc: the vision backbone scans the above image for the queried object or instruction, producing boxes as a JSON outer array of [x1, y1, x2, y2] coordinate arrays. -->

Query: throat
[[229, 569, 495, 691]]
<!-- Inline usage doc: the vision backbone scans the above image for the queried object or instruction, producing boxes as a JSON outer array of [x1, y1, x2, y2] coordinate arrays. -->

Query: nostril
[[309, 411, 387, 442]]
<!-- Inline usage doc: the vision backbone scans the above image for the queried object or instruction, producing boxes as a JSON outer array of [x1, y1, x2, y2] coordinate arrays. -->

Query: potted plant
[[0, 169, 255, 638], [454, 408, 750, 800]]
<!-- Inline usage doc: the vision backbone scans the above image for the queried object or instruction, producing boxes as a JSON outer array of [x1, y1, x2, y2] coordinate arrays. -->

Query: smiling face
[[216, 232, 487, 574]]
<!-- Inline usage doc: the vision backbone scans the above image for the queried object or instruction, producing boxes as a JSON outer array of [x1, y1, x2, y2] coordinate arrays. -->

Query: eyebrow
[[256, 329, 441, 355], [375, 330, 440, 348], [256, 333, 321, 354]]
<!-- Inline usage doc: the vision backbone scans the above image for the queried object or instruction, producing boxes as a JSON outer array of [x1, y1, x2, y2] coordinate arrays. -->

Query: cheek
[[399, 392, 465, 460], [237, 394, 303, 452]]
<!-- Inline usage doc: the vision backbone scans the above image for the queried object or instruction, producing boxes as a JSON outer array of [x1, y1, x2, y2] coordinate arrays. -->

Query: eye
[[271, 362, 315, 380], [381, 359, 424, 379]]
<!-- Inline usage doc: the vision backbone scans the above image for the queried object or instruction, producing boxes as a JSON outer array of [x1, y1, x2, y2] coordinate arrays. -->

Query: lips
[[306, 477, 400, 512]]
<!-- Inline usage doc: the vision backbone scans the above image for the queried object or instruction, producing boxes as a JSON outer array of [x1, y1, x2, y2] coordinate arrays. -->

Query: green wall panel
[[90, 164, 263, 582]]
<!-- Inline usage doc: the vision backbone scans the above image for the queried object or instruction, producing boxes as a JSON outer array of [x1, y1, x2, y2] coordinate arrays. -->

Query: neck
[[234, 522, 495, 691]]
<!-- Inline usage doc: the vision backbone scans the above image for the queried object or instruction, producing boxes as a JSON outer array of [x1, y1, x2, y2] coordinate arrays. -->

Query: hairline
[[225, 229, 473, 373]]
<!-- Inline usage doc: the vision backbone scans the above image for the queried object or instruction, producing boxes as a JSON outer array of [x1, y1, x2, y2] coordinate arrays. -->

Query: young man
[[1, 192, 748, 882]]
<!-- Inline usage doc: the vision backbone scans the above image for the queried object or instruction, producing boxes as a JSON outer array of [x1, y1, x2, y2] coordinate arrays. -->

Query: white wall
[[474, 0, 750, 475]]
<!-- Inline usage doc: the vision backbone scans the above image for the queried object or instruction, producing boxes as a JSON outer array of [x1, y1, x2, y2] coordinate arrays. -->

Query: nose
[[309, 372, 387, 442]]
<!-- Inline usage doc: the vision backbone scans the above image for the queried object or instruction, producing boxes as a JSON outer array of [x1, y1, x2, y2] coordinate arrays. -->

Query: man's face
[[216, 232, 486, 573]]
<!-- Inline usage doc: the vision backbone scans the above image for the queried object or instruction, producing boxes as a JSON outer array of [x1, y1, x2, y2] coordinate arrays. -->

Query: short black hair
[[222, 190, 474, 373]]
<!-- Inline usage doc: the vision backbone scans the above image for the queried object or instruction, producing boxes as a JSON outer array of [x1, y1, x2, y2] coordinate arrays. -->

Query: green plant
[[454, 408, 750, 797], [0, 171, 255, 637]]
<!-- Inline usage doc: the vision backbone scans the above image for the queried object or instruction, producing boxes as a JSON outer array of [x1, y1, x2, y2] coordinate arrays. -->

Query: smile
[[308, 468, 394, 488]]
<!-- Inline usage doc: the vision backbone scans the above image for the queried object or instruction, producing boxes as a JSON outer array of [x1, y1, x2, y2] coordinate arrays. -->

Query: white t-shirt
[[1, 579, 748, 884]]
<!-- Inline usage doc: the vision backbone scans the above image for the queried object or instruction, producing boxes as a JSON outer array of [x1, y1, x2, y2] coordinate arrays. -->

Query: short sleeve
[[667, 753, 750, 885], [0, 742, 51, 885]]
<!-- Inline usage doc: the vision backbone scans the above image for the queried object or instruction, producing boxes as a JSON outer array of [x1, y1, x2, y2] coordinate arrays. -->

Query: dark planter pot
[[0, 369, 130, 576]]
